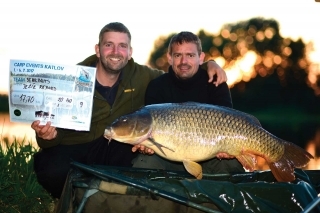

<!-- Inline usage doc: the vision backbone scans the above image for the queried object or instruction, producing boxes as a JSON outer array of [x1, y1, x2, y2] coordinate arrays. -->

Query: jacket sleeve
[[36, 127, 66, 148]]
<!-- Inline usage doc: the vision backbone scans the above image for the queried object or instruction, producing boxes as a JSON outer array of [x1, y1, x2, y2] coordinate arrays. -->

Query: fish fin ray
[[148, 138, 175, 157], [268, 162, 294, 182], [183, 160, 203, 179], [236, 154, 257, 171], [267, 142, 314, 182]]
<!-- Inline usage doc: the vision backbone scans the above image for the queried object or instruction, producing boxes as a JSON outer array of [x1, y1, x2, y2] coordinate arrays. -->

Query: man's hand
[[132, 144, 154, 155], [216, 152, 235, 159], [207, 61, 227, 87], [31, 120, 57, 140]]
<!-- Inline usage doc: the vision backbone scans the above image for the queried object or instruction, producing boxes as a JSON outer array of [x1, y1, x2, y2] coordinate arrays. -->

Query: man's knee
[[33, 150, 71, 198]]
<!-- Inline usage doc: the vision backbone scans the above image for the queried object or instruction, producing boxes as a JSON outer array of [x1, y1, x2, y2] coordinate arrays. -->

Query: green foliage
[[0, 138, 54, 213]]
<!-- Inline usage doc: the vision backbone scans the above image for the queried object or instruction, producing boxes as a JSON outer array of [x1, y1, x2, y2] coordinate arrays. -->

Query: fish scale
[[148, 104, 282, 160], [104, 102, 313, 182]]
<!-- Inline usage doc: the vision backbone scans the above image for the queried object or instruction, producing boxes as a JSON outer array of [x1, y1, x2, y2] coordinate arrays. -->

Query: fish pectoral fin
[[148, 138, 175, 157], [183, 160, 203, 179], [236, 154, 257, 172]]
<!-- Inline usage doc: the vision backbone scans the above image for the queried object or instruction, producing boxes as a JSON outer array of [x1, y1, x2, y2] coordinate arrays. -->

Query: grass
[[0, 137, 54, 213]]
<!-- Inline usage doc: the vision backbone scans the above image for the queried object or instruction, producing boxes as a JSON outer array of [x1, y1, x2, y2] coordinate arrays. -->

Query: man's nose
[[112, 46, 119, 53], [180, 55, 187, 63]]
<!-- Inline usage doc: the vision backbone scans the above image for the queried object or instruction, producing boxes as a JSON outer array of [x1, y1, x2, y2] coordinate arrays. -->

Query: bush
[[0, 137, 54, 213]]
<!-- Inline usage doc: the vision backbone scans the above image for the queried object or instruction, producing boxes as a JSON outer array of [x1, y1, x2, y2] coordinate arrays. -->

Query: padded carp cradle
[[56, 161, 320, 213]]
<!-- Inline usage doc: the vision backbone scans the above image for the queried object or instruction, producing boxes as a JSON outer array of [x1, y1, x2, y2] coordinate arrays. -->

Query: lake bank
[[0, 113, 37, 148]]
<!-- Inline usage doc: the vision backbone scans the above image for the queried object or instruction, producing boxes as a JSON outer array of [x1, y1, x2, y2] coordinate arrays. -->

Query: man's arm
[[201, 60, 227, 86]]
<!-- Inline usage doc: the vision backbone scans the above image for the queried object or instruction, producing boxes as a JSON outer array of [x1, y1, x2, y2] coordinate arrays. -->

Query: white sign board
[[9, 59, 96, 131]]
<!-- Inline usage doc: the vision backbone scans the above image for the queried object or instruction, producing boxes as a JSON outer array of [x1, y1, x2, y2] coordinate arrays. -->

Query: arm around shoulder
[[201, 60, 227, 86]]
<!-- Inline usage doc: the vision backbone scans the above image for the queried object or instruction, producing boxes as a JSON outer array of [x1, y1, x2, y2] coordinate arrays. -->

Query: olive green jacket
[[36, 55, 164, 148]]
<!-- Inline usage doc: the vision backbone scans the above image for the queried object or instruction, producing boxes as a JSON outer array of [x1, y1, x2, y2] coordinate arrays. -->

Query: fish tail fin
[[268, 141, 314, 182]]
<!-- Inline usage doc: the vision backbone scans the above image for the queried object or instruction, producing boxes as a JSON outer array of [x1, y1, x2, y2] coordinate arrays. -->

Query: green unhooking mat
[[56, 161, 320, 213]]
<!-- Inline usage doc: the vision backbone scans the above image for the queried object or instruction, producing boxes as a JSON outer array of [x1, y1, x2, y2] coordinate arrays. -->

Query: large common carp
[[104, 102, 313, 182]]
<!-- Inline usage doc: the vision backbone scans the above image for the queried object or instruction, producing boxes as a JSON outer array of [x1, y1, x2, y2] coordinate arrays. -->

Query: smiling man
[[133, 31, 245, 174]]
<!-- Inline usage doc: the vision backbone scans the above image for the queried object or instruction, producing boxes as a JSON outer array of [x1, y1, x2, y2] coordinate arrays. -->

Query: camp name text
[[13, 62, 65, 72]]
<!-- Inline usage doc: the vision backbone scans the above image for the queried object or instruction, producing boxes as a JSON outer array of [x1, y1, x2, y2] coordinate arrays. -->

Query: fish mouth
[[104, 127, 113, 142]]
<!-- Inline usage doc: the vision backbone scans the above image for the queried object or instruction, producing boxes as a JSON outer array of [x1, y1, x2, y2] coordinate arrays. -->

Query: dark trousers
[[33, 136, 137, 198]]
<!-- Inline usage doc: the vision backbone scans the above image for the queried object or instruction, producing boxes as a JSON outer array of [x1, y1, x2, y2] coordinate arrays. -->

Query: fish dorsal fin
[[183, 160, 203, 179], [147, 138, 175, 156], [236, 154, 257, 172]]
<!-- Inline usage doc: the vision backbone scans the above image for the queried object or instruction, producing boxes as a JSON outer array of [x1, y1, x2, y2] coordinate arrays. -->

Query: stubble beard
[[101, 56, 127, 75]]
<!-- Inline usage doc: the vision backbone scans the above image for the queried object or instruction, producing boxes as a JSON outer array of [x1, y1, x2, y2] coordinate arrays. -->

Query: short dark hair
[[98, 22, 132, 45], [168, 31, 202, 55]]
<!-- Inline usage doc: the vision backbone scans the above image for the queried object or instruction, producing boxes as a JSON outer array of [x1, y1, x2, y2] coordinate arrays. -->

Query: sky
[[1, 0, 320, 94]]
